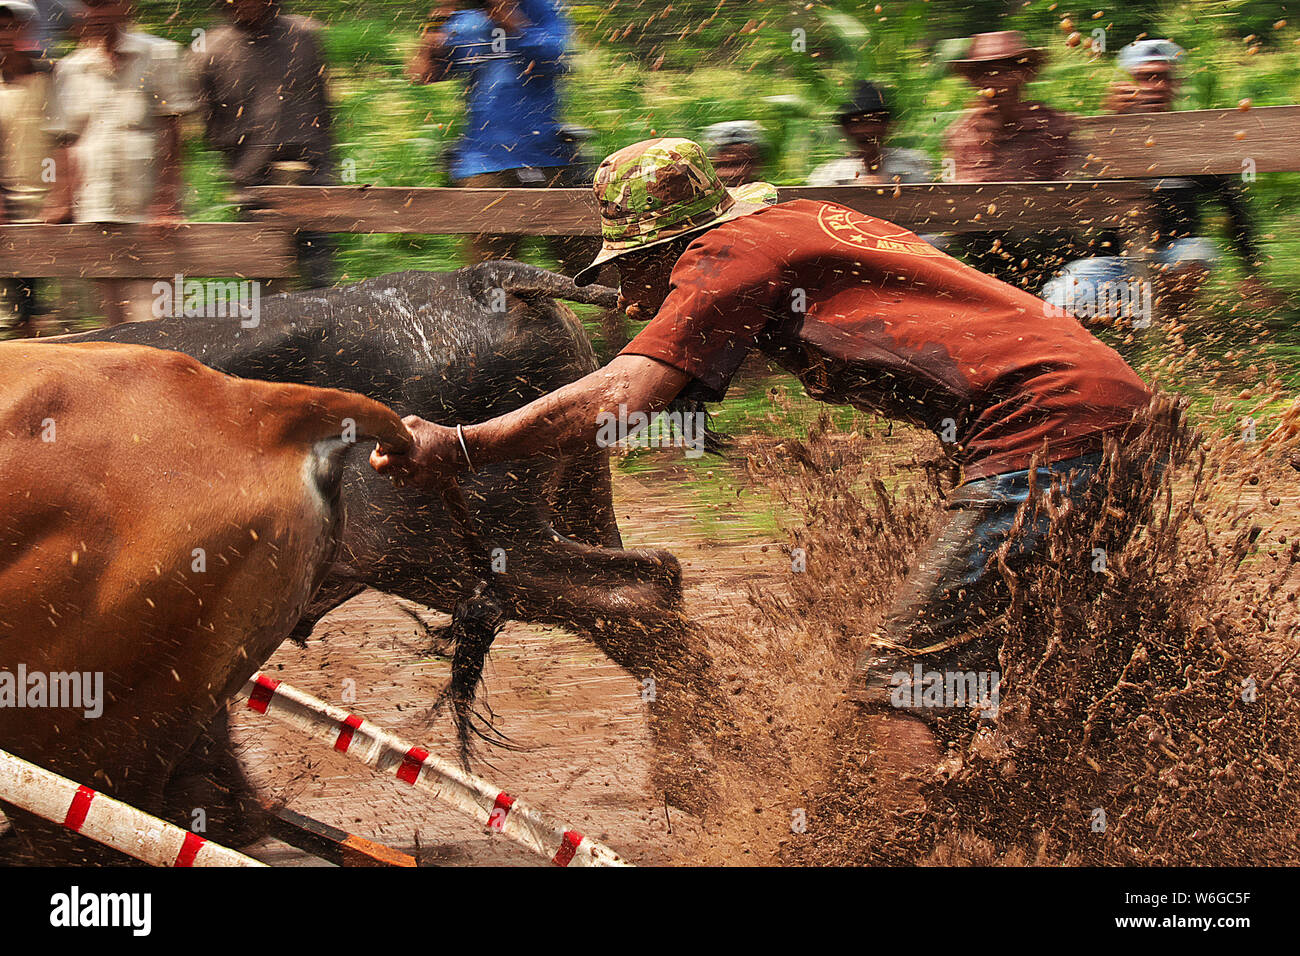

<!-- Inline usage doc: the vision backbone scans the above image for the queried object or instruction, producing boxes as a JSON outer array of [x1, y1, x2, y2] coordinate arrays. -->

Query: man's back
[[200, 15, 330, 150], [622, 199, 1150, 479]]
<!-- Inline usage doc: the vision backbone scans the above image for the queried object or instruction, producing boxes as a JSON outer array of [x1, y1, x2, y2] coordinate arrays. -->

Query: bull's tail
[[263, 385, 411, 524], [278, 386, 413, 456], [461, 260, 619, 309]]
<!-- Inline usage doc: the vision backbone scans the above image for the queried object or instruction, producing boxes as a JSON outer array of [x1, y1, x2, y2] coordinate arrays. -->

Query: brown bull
[[0, 342, 410, 862]]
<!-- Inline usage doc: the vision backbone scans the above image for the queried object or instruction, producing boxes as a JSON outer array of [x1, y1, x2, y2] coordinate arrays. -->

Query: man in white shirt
[[0, 0, 52, 335], [41, 0, 195, 325]]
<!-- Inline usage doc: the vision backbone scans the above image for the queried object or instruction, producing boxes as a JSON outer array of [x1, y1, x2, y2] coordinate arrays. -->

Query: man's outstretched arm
[[370, 354, 692, 484]]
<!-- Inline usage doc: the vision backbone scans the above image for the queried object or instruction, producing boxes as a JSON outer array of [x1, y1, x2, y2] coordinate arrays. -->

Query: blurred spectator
[[807, 81, 930, 186], [1106, 38, 1184, 114], [196, 0, 336, 289], [942, 31, 1075, 288], [701, 120, 769, 187], [41, 0, 195, 326], [28, 0, 70, 56], [0, 0, 53, 335], [1043, 39, 1281, 315], [409, 0, 591, 273], [944, 31, 1073, 181]]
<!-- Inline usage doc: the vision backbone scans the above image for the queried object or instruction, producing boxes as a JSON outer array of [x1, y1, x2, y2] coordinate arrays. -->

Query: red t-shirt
[[621, 199, 1151, 480]]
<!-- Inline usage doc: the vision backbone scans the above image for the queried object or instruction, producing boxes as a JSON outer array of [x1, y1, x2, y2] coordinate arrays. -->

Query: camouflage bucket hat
[[574, 137, 777, 286]]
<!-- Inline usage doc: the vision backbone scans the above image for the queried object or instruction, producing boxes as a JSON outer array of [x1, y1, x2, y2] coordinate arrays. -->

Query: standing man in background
[[41, 0, 195, 325], [196, 0, 337, 290], [806, 81, 931, 187], [702, 120, 770, 188], [943, 31, 1076, 290], [0, 0, 53, 336], [409, 1, 590, 273]]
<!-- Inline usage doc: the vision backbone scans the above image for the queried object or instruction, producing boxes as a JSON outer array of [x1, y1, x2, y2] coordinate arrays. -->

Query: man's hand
[[410, 4, 459, 82], [1240, 275, 1288, 310], [370, 415, 464, 487]]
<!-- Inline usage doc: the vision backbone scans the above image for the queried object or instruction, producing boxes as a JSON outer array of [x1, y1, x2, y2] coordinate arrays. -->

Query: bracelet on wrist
[[455, 424, 476, 473]]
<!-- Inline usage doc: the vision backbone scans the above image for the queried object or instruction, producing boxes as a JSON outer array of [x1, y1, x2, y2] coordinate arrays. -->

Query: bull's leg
[[580, 611, 718, 816], [157, 575, 370, 841], [290, 577, 367, 645], [548, 448, 624, 549], [484, 530, 718, 813], [487, 527, 682, 633], [161, 708, 270, 849]]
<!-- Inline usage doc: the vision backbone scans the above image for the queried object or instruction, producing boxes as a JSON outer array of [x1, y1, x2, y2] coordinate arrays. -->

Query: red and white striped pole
[[0, 747, 263, 867], [239, 673, 628, 867]]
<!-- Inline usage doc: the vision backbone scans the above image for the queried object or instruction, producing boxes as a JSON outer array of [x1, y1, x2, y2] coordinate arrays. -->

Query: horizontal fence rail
[[237, 673, 629, 868], [241, 180, 1152, 236], [0, 747, 264, 867], [0, 222, 298, 279], [1072, 104, 1300, 178]]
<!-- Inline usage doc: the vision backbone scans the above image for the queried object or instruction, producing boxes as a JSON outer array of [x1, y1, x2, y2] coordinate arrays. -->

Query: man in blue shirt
[[410, 0, 592, 272]]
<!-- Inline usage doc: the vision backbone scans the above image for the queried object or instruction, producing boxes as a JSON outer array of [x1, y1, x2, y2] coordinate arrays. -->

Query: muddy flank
[[678, 398, 1300, 865]]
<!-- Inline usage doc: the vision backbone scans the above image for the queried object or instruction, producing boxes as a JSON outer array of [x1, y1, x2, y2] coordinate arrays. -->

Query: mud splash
[[688, 398, 1300, 865]]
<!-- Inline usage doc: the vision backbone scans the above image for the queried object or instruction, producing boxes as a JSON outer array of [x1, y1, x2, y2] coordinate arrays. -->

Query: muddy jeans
[[854, 452, 1105, 714]]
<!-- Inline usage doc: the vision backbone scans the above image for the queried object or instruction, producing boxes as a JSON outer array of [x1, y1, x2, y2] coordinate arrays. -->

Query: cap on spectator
[[701, 121, 769, 152], [948, 30, 1046, 76], [836, 81, 892, 122], [1117, 39, 1186, 74], [0, 0, 37, 21]]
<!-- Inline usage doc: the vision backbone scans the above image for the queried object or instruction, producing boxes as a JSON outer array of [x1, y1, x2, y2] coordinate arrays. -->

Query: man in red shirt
[[371, 138, 1152, 794]]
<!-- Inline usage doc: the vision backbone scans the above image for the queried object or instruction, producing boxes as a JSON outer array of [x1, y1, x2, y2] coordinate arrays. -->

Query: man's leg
[[537, 165, 627, 352], [849, 492, 1011, 809], [13, 278, 40, 335], [124, 280, 160, 324], [1, 280, 32, 336], [295, 231, 337, 290], [95, 278, 128, 326], [850, 457, 1105, 806], [540, 165, 600, 277]]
